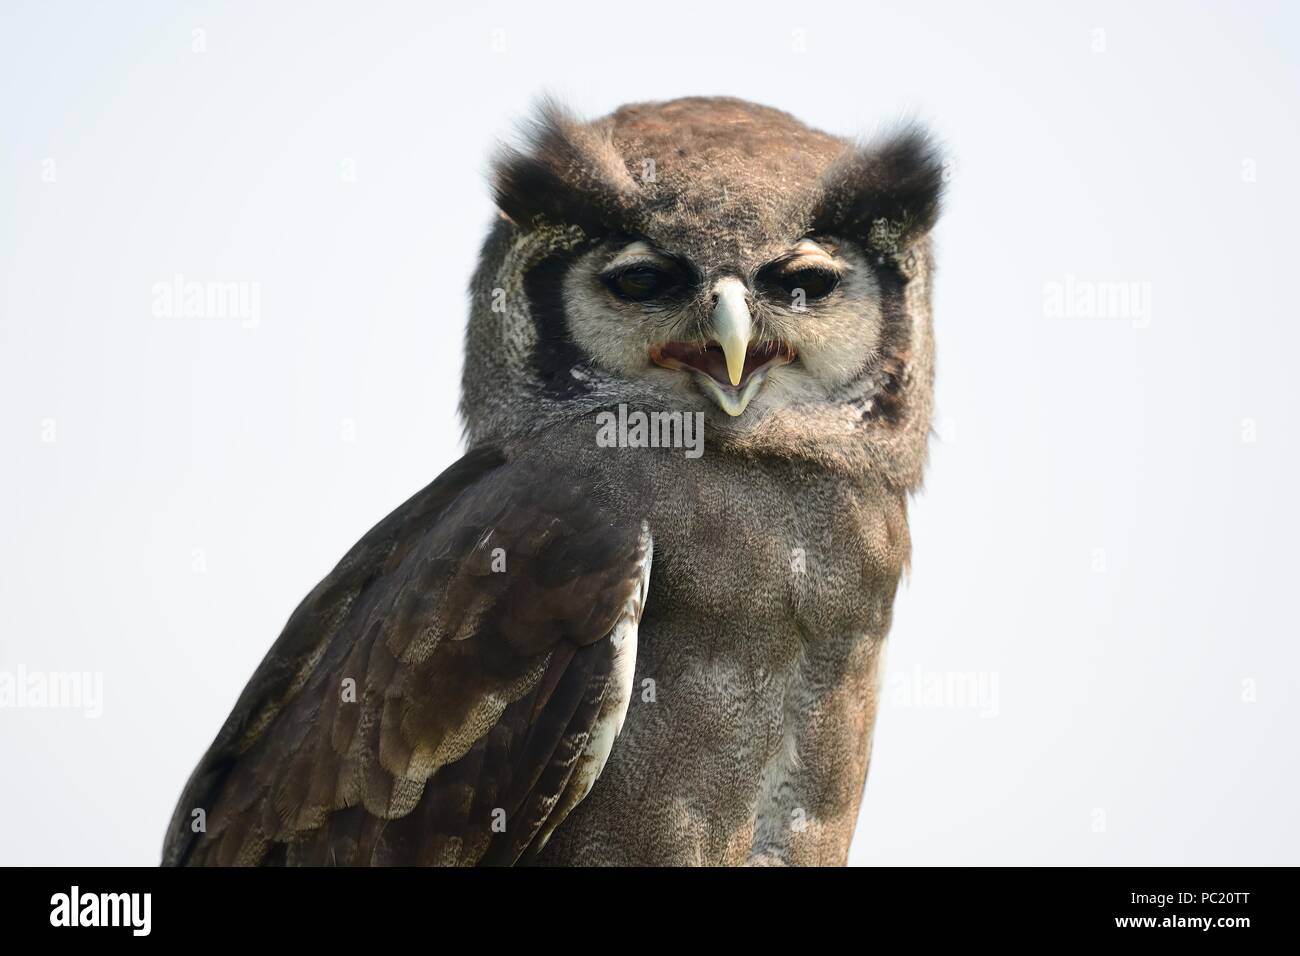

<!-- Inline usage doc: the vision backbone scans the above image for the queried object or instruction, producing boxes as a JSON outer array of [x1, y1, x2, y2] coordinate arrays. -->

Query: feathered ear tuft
[[490, 97, 640, 236], [812, 126, 945, 254]]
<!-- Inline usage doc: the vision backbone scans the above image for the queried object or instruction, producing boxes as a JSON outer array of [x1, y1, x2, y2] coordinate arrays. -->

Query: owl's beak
[[711, 279, 752, 388], [649, 278, 795, 417]]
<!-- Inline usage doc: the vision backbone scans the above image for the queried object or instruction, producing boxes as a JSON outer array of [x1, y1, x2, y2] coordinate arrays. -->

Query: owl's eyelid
[[601, 239, 680, 272], [764, 252, 846, 278], [794, 238, 833, 255], [600, 256, 677, 278], [788, 237, 855, 269], [600, 249, 695, 289]]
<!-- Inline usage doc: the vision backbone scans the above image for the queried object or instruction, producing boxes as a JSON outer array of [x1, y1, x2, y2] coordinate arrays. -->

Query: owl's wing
[[162, 445, 652, 866]]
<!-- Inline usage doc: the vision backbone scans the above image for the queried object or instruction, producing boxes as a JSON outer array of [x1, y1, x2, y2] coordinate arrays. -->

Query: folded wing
[[162, 445, 652, 866]]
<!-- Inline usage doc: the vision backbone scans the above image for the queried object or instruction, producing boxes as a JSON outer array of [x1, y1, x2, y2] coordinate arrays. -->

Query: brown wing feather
[[162, 446, 651, 866]]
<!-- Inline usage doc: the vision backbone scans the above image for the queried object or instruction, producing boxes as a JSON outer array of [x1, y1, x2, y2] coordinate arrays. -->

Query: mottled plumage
[[164, 96, 942, 866]]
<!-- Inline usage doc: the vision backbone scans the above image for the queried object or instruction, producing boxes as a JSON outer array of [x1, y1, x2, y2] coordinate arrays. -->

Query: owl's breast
[[527, 441, 907, 864], [639, 456, 908, 651]]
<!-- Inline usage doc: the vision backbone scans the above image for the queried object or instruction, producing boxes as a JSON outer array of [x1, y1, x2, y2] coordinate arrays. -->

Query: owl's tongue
[[652, 340, 793, 389]]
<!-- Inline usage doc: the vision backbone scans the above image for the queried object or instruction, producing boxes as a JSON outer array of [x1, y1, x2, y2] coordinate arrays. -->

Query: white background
[[2, 0, 1296, 865]]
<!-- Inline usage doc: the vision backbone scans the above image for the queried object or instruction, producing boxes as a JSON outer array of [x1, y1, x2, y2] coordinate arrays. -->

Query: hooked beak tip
[[712, 280, 751, 388]]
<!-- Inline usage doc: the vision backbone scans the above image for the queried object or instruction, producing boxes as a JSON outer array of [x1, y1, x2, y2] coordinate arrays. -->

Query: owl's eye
[[770, 266, 840, 302], [604, 266, 681, 302]]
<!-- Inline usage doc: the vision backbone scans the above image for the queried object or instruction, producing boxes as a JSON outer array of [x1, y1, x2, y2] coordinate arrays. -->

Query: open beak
[[649, 278, 796, 417]]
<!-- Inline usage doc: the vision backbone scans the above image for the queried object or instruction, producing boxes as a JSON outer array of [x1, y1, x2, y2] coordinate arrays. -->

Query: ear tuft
[[490, 97, 639, 235], [812, 126, 945, 253]]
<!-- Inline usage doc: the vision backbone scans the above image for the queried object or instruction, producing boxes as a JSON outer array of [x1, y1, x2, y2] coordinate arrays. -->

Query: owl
[[163, 96, 943, 866]]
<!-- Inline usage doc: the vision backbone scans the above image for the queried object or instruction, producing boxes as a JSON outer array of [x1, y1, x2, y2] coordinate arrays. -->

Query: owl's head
[[462, 97, 943, 482]]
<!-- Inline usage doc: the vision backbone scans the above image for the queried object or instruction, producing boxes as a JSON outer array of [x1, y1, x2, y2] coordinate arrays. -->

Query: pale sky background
[[2, 0, 1297, 865]]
